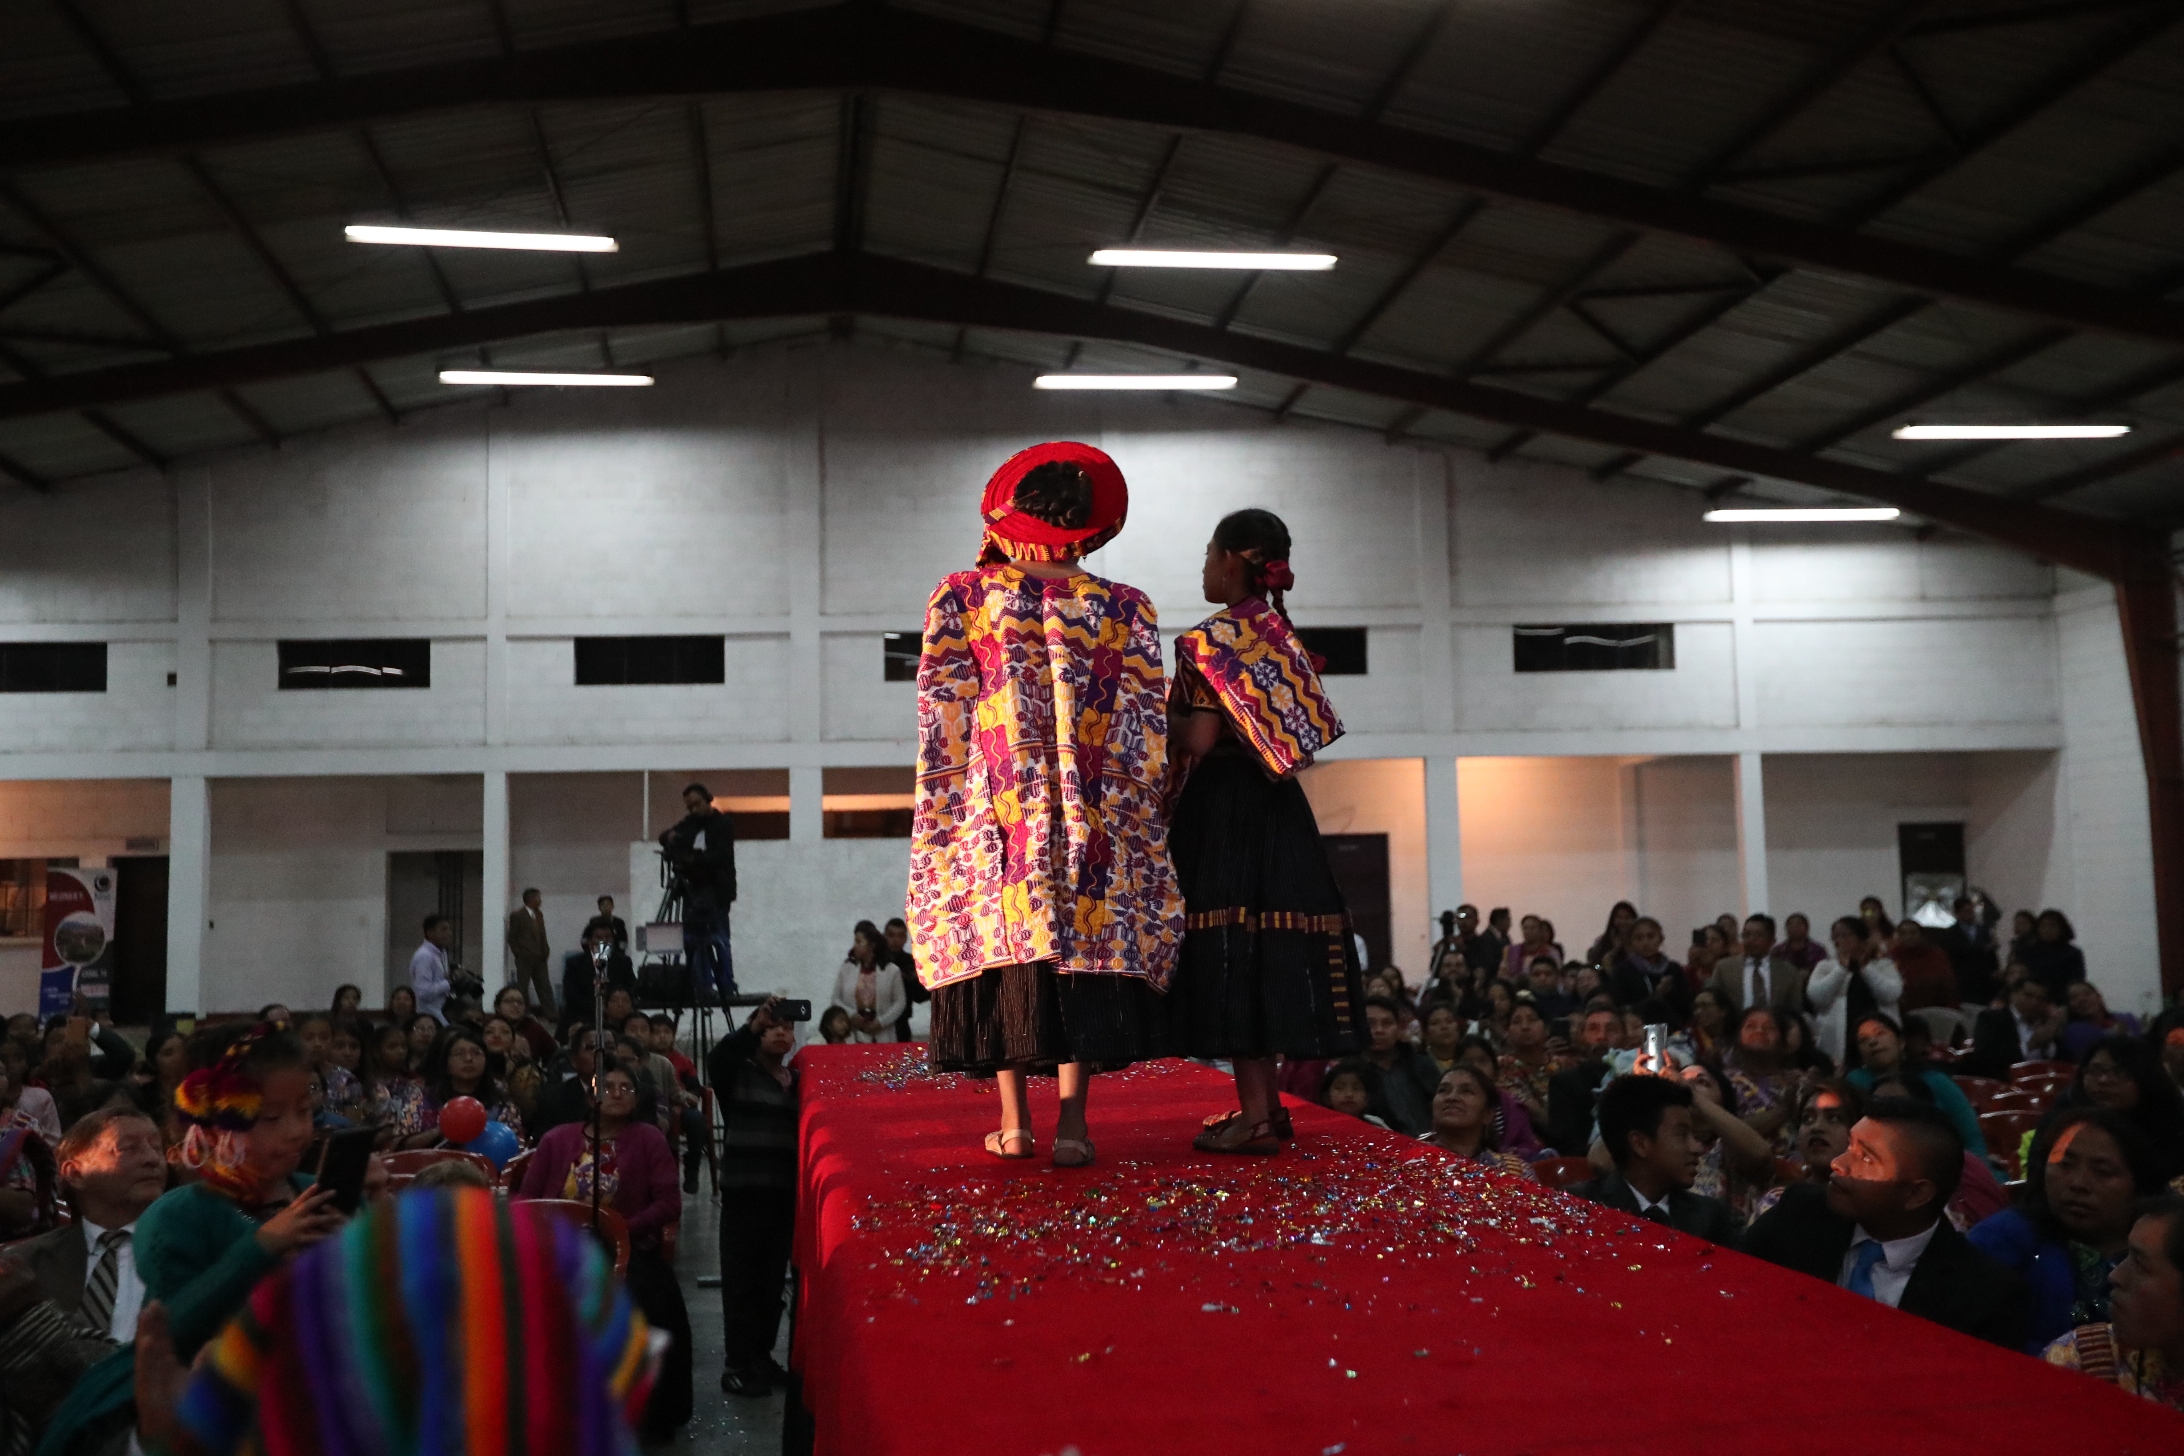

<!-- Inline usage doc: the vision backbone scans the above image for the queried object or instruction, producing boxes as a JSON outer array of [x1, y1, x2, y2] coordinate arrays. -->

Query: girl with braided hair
[[1168, 508, 1364, 1155]]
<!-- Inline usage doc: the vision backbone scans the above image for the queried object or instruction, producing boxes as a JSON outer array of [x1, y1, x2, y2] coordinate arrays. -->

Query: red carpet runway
[[791, 1045, 2179, 1455]]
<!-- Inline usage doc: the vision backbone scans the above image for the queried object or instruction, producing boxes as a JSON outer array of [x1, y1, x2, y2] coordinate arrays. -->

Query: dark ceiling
[[0, 0, 2180, 545]]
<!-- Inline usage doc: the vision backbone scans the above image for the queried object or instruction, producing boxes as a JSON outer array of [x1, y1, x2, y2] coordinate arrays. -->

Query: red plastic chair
[[1983, 1088, 2045, 1112], [1951, 1075, 2008, 1108], [2018, 1073, 2075, 1102], [2009, 1060, 2075, 1084], [1530, 1156, 1596, 1192], [501, 1148, 535, 1193], [1980, 1110, 2044, 1178], [518, 1198, 632, 1279]]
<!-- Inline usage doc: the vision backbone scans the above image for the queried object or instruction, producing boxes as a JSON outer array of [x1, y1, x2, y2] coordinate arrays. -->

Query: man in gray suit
[[10, 1106, 166, 1339], [1708, 913, 1809, 1017], [506, 887, 557, 1020]]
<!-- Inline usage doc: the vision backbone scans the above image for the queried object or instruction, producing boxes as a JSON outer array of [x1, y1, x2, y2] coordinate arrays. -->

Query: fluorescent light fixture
[[347, 224, 618, 253], [1088, 249, 1337, 271], [438, 369, 653, 387], [1891, 423, 2129, 440], [1033, 374, 1238, 391], [1703, 507, 1901, 523]]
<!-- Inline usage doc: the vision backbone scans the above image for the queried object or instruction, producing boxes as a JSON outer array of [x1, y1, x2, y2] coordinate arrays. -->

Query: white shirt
[[2013, 1009, 2054, 1059], [1839, 1221, 1940, 1309], [75, 1214, 144, 1342], [408, 939, 451, 1022], [1632, 1185, 1674, 1220], [1743, 956, 1771, 1008]]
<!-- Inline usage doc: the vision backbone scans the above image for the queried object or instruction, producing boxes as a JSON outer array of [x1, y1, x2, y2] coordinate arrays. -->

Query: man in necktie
[[1570, 1073, 1741, 1246], [9, 1106, 165, 1341], [1744, 1098, 2027, 1347], [1707, 913, 1808, 1016]]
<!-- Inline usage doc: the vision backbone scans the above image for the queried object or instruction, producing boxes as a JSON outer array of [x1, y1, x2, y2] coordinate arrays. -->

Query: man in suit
[[1708, 913, 1808, 1017], [11, 1106, 166, 1340], [1968, 977, 2066, 1079], [560, 923, 635, 1035], [1744, 1097, 2026, 1347], [585, 894, 630, 954], [506, 886, 557, 1021], [1571, 1071, 1742, 1246]]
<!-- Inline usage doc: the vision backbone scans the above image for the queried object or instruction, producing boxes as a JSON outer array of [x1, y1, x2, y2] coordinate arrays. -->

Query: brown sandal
[[1193, 1116, 1281, 1156], [1203, 1107, 1295, 1140], [984, 1129, 1035, 1159]]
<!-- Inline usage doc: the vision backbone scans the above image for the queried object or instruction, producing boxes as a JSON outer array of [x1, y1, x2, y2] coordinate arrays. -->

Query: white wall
[[0, 337, 2157, 1015]]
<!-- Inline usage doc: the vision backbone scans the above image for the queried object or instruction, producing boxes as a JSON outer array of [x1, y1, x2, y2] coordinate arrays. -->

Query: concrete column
[[482, 769, 510, 987], [166, 774, 210, 1017], [790, 766, 825, 844], [1734, 749, 1770, 917], [1424, 755, 1463, 925]]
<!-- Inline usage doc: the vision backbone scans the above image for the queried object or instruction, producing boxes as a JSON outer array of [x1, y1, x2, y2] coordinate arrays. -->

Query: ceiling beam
[[6, 6, 2184, 346], [0, 250, 2141, 579]]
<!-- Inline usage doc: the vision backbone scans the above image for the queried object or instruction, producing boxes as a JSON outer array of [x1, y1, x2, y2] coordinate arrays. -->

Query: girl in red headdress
[[1168, 508, 1365, 1154], [907, 442, 1183, 1168]]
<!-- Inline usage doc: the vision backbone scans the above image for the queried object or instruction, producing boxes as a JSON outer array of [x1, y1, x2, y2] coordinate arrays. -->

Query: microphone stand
[[589, 935, 611, 1238]]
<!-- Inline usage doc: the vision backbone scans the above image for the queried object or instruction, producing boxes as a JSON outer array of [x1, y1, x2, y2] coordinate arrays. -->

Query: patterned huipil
[[908, 564, 1183, 990]]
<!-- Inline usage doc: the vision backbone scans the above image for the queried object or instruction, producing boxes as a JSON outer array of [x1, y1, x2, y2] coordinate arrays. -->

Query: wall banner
[[38, 866, 116, 1018]]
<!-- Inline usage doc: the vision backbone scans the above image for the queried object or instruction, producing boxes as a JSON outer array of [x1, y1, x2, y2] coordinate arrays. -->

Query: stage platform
[[790, 1046, 2180, 1455]]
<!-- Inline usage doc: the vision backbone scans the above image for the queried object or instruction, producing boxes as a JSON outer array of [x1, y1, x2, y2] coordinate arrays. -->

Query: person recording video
[[660, 781, 737, 1004]]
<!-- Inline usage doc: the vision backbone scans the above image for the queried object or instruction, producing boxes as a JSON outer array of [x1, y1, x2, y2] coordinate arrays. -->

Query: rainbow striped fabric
[[169, 1187, 654, 1456], [908, 564, 1183, 990], [1173, 599, 1344, 778]]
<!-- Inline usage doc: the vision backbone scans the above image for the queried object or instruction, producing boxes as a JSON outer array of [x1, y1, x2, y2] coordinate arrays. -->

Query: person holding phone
[[708, 997, 801, 1396], [33, 1024, 347, 1456]]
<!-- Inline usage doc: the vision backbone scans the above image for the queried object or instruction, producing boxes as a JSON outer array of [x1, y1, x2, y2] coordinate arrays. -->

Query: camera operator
[[660, 782, 737, 1004], [708, 996, 799, 1397]]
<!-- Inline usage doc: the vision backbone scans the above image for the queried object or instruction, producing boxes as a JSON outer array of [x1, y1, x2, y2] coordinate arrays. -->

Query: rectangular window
[[882, 632, 919, 683], [278, 638, 431, 689], [1512, 623, 1674, 672], [573, 636, 725, 686], [0, 642, 105, 693], [1294, 626, 1368, 676]]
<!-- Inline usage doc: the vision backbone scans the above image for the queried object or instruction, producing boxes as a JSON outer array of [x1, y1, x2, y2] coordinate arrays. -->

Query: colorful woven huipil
[[1171, 598, 1344, 779]]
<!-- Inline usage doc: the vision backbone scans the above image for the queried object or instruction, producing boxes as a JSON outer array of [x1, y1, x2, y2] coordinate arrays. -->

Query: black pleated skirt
[[928, 961, 1169, 1074], [1166, 745, 1365, 1060]]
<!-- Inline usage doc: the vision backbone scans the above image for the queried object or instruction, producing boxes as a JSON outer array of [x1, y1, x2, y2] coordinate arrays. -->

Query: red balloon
[[439, 1095, 488, 1145]]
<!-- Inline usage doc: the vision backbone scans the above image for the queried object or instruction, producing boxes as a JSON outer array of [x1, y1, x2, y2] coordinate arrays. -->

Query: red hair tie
[[1261, 559, 1295, 592]]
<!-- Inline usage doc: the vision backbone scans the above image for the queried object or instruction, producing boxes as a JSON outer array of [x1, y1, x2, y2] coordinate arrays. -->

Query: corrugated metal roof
[[0, 0, 2177, 520]]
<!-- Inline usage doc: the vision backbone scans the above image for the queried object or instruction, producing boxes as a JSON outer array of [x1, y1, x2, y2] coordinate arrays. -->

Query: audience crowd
[[4, 888, 2184, 1450]]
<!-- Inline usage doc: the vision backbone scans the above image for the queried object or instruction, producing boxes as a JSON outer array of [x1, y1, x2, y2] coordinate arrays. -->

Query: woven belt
[[1183, 906, 1348, 935]]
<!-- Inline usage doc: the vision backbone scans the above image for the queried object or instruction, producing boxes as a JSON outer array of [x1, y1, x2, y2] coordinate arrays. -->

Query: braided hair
[[1012, 460, 1096, 529], [1212, 507, 1296, 622]]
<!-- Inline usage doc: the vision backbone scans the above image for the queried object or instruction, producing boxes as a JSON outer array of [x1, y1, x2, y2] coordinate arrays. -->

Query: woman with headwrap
[[1166, 508, 1363, 1155], [138, 1185, 657, 1456], [34, 1025, 345, 1456], [907, 442, 1184, 1168]]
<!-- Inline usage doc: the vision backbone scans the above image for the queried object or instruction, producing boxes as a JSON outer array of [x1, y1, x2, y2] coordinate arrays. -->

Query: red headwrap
[[976, 441, 1129, 566]]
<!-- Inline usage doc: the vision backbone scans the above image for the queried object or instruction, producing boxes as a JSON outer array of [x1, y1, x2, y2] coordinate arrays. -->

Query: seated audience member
[[329, 983, 363, 1020], [1, 1064, 60, 1239], [1571, 1073, 1740, 1245], [1710, 914, 1808, 1017], [1678, 1062, 1776, 1202], [586, 892, 632, 952], [1523, 957, 1575, 1023], [1933, 896, 2000, 1006], [831, 921, 906, 1044], [2044, 1194, 2184, 1412], [1969, 977, 2066, 1079], [1570, 964, 1607, 1005], [1889, 920, 1957, 1014], [708, 998, 801, 1396], [1609, 916, 1689, 1018], [1363, 996, 1442, 1136], [560, 923, 635, 1033], [2061, 982, 2142, 1063], [1681, 987, 1729, 1065], [2157, 1014, 2184, 1093], [531, 1026, 606, 1137], [359, 1021, 434, 1149], [8, 1108, 166, 1347], [1320, 1058, 1395, 1130], [1743, 1098, 2027, 1347], [1724, 1006, 1800, 1165], [1847, 1014, 1986, 1157], [1421, 1003, 1469, 1076], [817, 1007, 853, 1046], [1807, 915, 1903, 1070], [1751, 1079, 1865, 1225], [1478, 979, 1517, 1041], [35, 1025, 346, 1456], [1970, 1108, 2166, 1353], [1494, 998, 1573, 1140], [651, 1014, 710, 1194], [516, 1064, 690, 1440], [1547, 1007, 1621, 1157], [36, 1020, 123, 1133], [1420, 1066, 1527, 1175], [620, 1013, 684, 1131], [1855, 1071, 2008, 1229], [1451, 1035, 1542, 1157], [405, 1155, 494, 1191], [1684, 924, 1727, 999], [386, 984, 418, 1023], [1771, 912, 1827, 972], [1501, 915, 1562, 980], [494, 984, 559, 1062], [2019, 909, 2087, 1005], [135, 1187, 655, 1456], [425, 1025, 528, 1145], [1780, 1014, 1834, 1078], [2056, 1036, 2184, 1184], [1584, 900, 1638, 970], [1419, 946, 1474, 1016]]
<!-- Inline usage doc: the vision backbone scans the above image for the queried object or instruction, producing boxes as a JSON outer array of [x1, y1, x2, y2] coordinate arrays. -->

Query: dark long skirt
[[928, 962, 1169, 1074], [1166, 745, 1365, 1059], [623, 1244, 693, 1439]]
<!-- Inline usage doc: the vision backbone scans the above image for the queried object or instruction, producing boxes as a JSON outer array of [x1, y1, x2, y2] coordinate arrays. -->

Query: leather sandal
[[984, 1129, 1035, 1159], [1051, 1137, 1096, 1168], [1193, 1116, 1280, 1155], [1207, 1107, 1295, 1139]]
